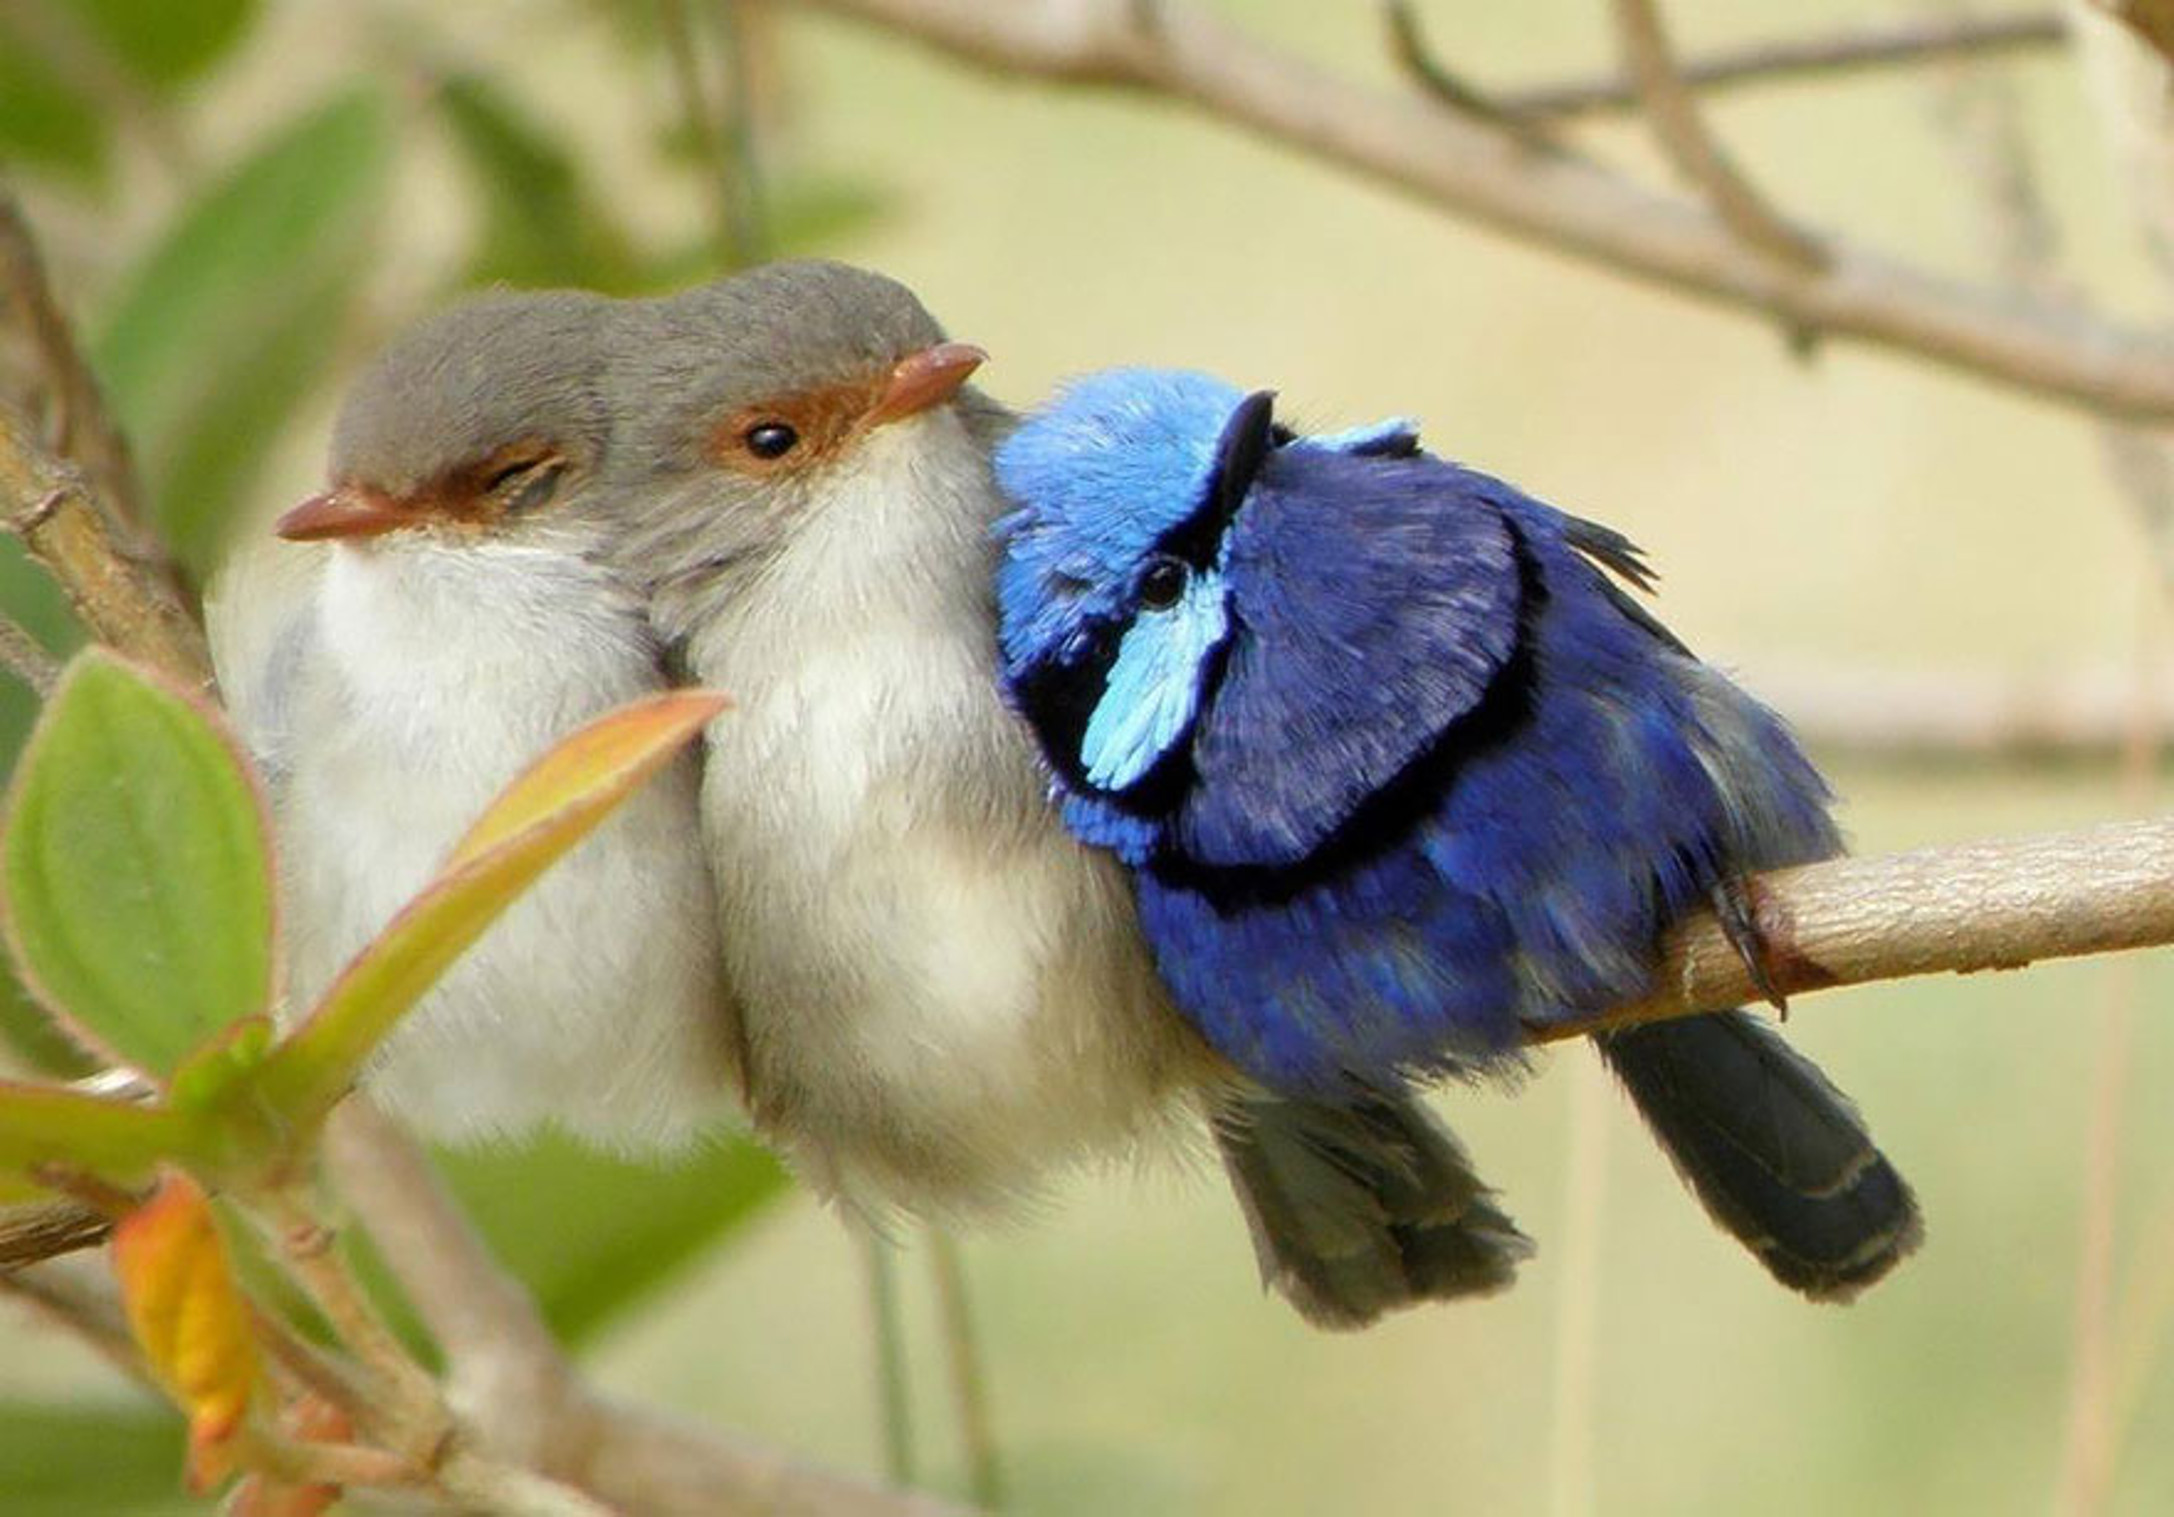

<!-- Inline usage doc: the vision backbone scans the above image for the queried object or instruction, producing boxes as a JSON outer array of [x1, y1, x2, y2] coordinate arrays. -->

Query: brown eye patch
[[708, 376, 887, 476]]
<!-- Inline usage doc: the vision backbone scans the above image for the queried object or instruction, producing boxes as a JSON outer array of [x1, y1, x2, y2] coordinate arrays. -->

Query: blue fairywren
[[991, 369, 1922, 1311]]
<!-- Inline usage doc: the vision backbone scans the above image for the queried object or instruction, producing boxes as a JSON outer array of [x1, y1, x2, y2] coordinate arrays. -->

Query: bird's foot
[[1710, 876, 1788, 1017]]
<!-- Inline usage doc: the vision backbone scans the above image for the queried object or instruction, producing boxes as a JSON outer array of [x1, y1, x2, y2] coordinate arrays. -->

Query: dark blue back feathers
[[994, 371, 1839, 1096]]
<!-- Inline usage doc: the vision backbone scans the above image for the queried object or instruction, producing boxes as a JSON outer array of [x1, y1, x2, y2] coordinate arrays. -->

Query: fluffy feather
[[994, 371, 1921, 1300]]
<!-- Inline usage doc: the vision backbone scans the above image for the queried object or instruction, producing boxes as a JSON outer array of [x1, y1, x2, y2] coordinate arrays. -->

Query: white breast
[[259, 535, 737, 1150], [680, 419, 1214, 1210]]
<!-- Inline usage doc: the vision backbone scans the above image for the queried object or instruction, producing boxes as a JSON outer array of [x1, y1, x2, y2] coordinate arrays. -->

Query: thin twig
[[928, 1232, 1002, 1510], [1544, 1057, 1609, 1517], [0, 613, 59, 696], [1385, 3, 1560, 152], [1611, 0, 1826, 270], [0, 401, 211, 688], [322, 1102, 581, 1471], [805, 0, 2174, 421], [713, 0, 773, 263], [0, 1199, 109, 1267], [1530, 815, 2174, 1043], [861, 1225, 917, 1489], [0, 190, 147, 531], [1503, 11, 2066, 118], [256, 1185, 450, 1463]]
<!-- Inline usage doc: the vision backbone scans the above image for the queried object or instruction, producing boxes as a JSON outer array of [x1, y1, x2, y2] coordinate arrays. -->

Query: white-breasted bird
[[208, 290, 741, 1150]]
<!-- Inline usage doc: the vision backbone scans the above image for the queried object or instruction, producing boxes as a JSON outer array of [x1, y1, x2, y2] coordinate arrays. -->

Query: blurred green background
[[2, 1, 2172, 1512]]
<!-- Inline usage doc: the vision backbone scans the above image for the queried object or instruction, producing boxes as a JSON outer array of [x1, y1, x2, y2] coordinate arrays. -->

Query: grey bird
[[598, 261, 1529, 1322], [207, 290, 741, 1150]]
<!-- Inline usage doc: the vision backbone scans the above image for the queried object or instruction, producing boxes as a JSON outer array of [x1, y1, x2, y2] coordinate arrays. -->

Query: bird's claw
[[1711, 876, 1788, 1017]]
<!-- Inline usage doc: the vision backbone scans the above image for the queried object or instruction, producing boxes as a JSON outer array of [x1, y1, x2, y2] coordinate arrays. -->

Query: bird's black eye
[[744, 422, 799, 460], [1136, 555, 1189, 610]]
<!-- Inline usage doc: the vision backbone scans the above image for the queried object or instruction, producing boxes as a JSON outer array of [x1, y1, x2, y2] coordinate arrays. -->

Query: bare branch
[[1611, 0, 1826, 269], [803, 0, 2174, 421], [0, 189, 147, 531], [1504, 12, 2066, 119], [1530, 816, 2174, 1043], [1384, 3, 1561, 152], [1756, 662, 2174, 762], [0, 613, 59, 696], [0, 1199, 107, 1267], [0, 401, 212, 690], [322, 1102, 579, 1469]]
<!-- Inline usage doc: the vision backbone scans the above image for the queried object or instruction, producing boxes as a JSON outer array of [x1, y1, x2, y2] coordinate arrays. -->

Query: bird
[[205, 289, 741, 1150], [991, 366, 1924, 1310], [591, 260, 1663, 1326]]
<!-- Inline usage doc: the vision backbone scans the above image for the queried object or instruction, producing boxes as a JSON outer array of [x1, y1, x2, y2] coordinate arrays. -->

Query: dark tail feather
[[1215, 1088, 1533, 1330], [1597, 1011, 1922, 1300]]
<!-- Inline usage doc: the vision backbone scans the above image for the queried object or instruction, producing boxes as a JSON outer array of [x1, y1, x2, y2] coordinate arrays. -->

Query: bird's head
[[596, 260, 989, 598], [993, 370, 1283, 836], [275, 291, 613, 550], [995, 368, 1464, 871]]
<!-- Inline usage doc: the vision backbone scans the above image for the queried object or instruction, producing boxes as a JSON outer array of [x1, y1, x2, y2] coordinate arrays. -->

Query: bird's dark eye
[[744, 422, 799, 460], [1136, 555, 1189, 610]]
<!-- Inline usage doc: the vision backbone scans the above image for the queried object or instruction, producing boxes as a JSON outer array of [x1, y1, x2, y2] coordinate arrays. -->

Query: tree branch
[[1611, 0, 1826, 270], [0, 402, 214, 690], [803, 0, 2174, 421], [1531, 816, 2174, 1043], [0, 189, 146, 530], [1502, 12, 2066, 119]]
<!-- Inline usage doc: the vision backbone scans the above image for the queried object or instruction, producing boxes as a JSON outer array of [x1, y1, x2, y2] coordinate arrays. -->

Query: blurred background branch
[[805, 0, 2174, 419]]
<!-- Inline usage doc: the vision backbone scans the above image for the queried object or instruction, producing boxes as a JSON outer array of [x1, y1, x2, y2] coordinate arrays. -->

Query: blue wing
[[1178, 445, 1522, 868], [1136, 462, 1840, 1095]]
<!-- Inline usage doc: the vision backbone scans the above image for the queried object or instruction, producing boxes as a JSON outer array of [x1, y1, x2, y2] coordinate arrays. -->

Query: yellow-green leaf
[[259, 690, 727, 1127], [110, 1173, 259, 1493], [0, 651, 274, 1078]]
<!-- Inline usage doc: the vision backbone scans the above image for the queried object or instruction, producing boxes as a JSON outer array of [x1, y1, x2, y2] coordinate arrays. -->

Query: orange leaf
[[229, 1394, 352, 1517], [110, 1172, 259, 1491], [446, 688, 728, 867]]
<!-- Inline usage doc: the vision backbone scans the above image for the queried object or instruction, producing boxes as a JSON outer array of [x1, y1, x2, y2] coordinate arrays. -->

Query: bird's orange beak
[[867, 341, 987, 427], [275, 486, 413, 541]]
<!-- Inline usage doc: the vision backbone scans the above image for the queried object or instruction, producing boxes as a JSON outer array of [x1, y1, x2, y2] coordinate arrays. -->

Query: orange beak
[[275, 486, 413, 541], [866, 341, 987, 427]]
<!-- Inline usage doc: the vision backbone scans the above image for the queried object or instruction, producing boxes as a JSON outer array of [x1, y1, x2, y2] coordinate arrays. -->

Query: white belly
[[271, 538, 737, 1150], [693, 610, 1211, 1210]]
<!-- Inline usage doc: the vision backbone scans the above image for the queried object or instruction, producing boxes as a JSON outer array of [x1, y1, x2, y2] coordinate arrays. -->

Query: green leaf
[[258, 691, 728, 1129], [0, 1080, 207, 1186], [364, 1132, 789, 1351], [0, 651, 274, 1077], [0, 19, 110, 185], [94, 89, 393, 579], [0, 547, 88, 1079], [435, 73, 645, 293], [0, 1403, 192, 1517], [62, 0, 260, 88]]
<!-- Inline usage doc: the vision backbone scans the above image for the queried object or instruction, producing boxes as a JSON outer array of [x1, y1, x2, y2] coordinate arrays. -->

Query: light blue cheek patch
[[1081, 572, 1230, 792]]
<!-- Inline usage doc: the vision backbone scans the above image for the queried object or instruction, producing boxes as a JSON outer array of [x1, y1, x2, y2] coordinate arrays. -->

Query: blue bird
[[994, 367, 1923, 1314]]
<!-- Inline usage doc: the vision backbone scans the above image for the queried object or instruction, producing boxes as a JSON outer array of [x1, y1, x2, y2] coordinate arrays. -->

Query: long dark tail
[[1597, 1011, 1922, 1300], [1214, 1088, 1533, 1330]]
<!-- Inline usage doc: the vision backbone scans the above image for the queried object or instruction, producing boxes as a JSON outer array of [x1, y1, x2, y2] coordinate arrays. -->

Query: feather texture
[[994, 370, 1920, 1304]]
